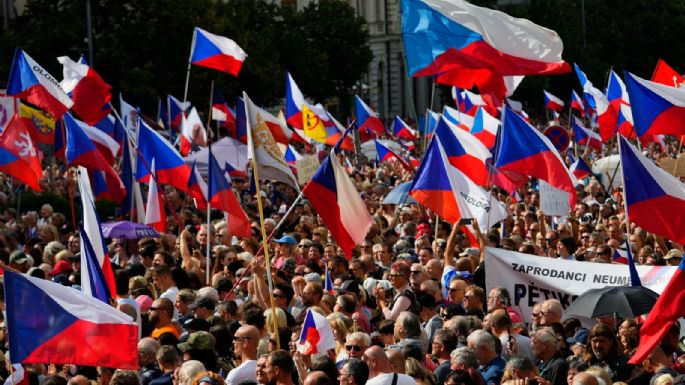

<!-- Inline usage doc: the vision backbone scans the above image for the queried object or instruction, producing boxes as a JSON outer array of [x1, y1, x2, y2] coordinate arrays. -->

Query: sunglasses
[[410, 270, 422, 275], [346, 345, 362, 352]]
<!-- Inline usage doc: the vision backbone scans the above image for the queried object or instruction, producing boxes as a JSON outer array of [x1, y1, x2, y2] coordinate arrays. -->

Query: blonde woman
[[327, 312, 353, 355]]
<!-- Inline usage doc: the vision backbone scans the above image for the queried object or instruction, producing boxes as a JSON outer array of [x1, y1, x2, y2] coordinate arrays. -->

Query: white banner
[[539, 180, 570, 216], [484, 247, 676, 324]]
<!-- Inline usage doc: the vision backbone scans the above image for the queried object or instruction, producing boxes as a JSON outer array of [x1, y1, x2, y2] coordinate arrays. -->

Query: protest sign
[[484, 247, 676, 323], [296, 155, 320, 186], [539, 180, 570, 216]]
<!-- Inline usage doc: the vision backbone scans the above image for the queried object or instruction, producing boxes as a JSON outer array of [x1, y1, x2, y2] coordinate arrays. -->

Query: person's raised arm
[[471, 218, 485, 264], [444, 221, 460, 268]]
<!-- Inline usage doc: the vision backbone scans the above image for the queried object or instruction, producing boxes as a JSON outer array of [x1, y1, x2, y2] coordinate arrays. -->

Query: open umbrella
[[382, 181, 417, 205], [564, 285, 659, 319], [101, 221, 160, 239]]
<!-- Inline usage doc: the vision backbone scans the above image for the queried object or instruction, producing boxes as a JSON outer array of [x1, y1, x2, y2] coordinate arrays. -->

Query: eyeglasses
[[234, 336, 251, 341], [346, 345, 362, 352], [149, 307, 160, 311]]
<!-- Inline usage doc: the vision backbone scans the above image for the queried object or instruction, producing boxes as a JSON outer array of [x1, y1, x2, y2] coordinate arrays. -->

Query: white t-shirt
[[160, 286, 179, 319], [225, 359, 257, 385], [366, 373, 417, 385]]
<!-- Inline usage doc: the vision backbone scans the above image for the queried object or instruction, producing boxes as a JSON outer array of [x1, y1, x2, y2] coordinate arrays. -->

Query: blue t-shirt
[[479, 356, 506, 385]]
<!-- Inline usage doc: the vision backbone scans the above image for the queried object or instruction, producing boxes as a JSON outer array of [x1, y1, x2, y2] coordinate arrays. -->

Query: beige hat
[[664, 249, 683, 260]]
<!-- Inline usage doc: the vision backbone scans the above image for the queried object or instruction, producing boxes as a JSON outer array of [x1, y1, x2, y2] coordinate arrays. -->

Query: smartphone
[[459, 218, 474, 225]]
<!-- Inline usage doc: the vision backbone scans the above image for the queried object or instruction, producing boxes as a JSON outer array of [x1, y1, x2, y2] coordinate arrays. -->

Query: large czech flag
[[5, 270, 138, 369], [619, 136, 685, 244], [624, 71, 685, 138], [495, 107, 577, 207], [136, 119, 191, 192], [190, 27, 246, 76], [303, 150, 372, 259]]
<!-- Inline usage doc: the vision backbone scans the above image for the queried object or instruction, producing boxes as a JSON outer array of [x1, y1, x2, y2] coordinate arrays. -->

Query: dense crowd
[[0, 116, 683, 385]]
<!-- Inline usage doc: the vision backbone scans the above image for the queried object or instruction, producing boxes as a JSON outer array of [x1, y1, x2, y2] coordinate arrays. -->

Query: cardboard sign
[[296, 155, 320, 186], [539, 180, 570, 216]]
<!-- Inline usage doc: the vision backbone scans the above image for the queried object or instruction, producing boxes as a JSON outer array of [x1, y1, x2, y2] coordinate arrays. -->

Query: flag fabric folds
[[495, 107, 577, 206], [7, 49, 73, 118], [568, 154, 591, 180], [434, 118, 491, 186], [543, 90, 564, 111], [57, 56, 111, 125], [187, 160, 208, 210], [619, 136, 685, 243], [5, 270, 138, 369], [392, 116, 418, 140], [144, 160, 166, 233], [624, 71, 685, 138], [136, 118, 192, 192], [606, 70, 635, 140], [211, 87, 237, 135], [374, 140, 411, 171], [180, 107, 207, 156], [76, 166, 117, 303], [571, 116, 602, 151], [0, 114, 43, 192], [629, 255, 685, 365], [355, 96, 384, 135], [303, 150, 372, 259], [652, 59, 685, 88], [19, 103, 56, 145], [208, 149, 251, 238], [191, 27, 247, 76], [571, 90, 585, 116], [297, 308, 336, 355]]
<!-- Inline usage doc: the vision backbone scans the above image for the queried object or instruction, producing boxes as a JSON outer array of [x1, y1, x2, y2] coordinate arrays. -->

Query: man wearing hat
[[664, 249, 683, 267], [50, 259, 73, 286], [9, 251, 30, 273], [177, 331, 219, 372], [193, 296, 216, 320]]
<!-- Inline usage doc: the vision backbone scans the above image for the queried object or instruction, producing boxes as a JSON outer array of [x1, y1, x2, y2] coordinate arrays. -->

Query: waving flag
[[392, 116, 417, 140], [76, 118, 120, 164], [167, 95, 189, 133], [629, 254, 685, 365], [0, 114, 43, 191], [303, 150, 372, 259], [496, 107, 577, 206], [136, 118, 191, 192], [434, 117, 491, 186], [76, 166, 116, 302], [652, 59, 685, 88], [57, 56, 111, 125], [355, 96, 384, 135], [612, 248, 628, 265], [409, 137, 471, 223], [208, 149, 251, 237], [4, 270, 138, 369], [568, 154, 591, 180], [233, 97, 249, 143], [619, 136, 685, 243], [4, 364, 28, 385], [402, 0, 570, 98], [571, 116, 602, 151], [375, 140, 411, 171], [458, 107, 500, 149], [118, 137, 145, 222], [543, 90, 564, 111], [211, 87, 237, 135], [19, 102, 57, 146], [606, 70, 636, 140], [624, 71, 685, 138], [191, 27, 246, 76], [7, 49, 73, 118], [180, 107, 206, 156], [575, 64, 618, 140], [144, 160, 166, 233], [297, 308, 336, 355], [187, 160, 208, 210], [324, 265, 334, 296], [284, 145, 302, 173], [570, 90, 585, 116]]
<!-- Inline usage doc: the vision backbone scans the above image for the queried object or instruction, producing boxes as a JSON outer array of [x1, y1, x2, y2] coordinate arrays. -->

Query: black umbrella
[[564, 285, 659, 319]]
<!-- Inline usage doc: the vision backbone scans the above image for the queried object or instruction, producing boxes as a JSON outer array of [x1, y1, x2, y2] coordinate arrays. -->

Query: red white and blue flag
[[619, 136, 685, 243], [144, 160, 166, 233], [570, 90, 585, 116], [5, 270, 138, 369], [392, 116, 417, 140], [568, 154, 592, 180], [303, 150, 372, 259], [375, 140, 412, 171], [180, 107, 207, 156], [574, 63, 618, 141], [211, 87, 237, 135], [571, 116, 602, 151], [434, 117, 491, 186], [191, 27, 246, 76], [324, 265, 334, 295], [624, 71, 685, 138], [57, 56, 111, 125], [606, 70, 635, 140], [208, 150, 251, 238], [187, 160, 208, 210], [136, 118, 192, 192], [7, 49, 73, 118], [297, 308, 336, 355], [355, 96, 385, 135], [543, 90, 564, 111]]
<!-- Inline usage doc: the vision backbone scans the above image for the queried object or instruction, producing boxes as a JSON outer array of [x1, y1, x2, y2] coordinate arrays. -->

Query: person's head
[[450, 346, 478, 371], [361, 346, 390, 377], [586, 323, 619, 362], [178, 361, 206, 385], [388, 261, 409, 289], [432, 328, 457, 359], [448, 279, 467, 304], [68, 375, 90, 385], [266, 350, 292, 383], [233, 324, 260, 359], [487, 287, 511, 313], [540, 299, 563, 325], [530, 327, 559, 362], [149, 298, 174, 327], [340, 359, 368, 385], [256, 355, 269, 385], [409, 263, 428, 288], [110, 370, 141, 385], [302, 282, 323, 307], [194, 296, 217, 320], [394, 311, 422, 340], [463, 285, 484, 311], [157, 345, 180, 371], [345, 332, 371, 359], [138, 337, 161, 366], [501, 355, 539, 382], [176, 289, 196, 315], [466, 330, 497, 365], [151, 264, 174, 292], [571, 372, 599, 385]]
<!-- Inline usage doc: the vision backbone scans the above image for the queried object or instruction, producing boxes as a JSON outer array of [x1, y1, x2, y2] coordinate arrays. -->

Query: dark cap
[[195, 296, 217, 310], [339, 280, 360, 295], [177, 331, 215, 352]]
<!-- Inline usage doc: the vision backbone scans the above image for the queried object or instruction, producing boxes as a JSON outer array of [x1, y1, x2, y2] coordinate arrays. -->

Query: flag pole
[[617, 131, 641, 286], [61, 117, 78, 230], [206, 144, 213, 286], [183, 29, 197, 105], [672, 140, 683, 175], [206, 80, 215, 140]]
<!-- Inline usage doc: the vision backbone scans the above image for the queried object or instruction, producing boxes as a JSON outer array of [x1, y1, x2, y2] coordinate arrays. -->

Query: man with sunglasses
[[226, 325, 260, 385], [344, 332, 371, 360]]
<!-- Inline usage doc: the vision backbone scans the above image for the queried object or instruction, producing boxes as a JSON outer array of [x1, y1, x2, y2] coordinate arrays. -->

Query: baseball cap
[[459, 248, 480, 257], [178, 331, 215, 352], [664, 249, 683, 260], [195, 296, 217, 310], [274, 235, 297, 245], [50, 260, 73, 276], [9, 251, 28, 265]]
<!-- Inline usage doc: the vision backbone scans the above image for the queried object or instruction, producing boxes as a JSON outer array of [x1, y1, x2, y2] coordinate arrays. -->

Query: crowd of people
[[0, 115, 683, 385]]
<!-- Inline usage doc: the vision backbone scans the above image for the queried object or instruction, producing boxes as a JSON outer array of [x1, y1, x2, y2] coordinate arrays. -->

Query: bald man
[[302, 371, 329, 385], [363, 346, 417, 385], [571, 372, 599, 385], [68, 375, 90, 385], [226, 325, 260, 385]]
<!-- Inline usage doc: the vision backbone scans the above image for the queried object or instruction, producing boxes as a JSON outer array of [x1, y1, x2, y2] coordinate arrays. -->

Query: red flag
[[651, 59, 685, 88], [0, 114, 43, 191]]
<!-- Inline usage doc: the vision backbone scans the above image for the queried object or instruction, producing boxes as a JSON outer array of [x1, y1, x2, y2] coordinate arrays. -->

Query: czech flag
[[652, 59, 685, 88], [571, 116, 602, 151], [543, 90, 565, 111], [0, 114, 43, 192], [612, 248, 629, 265], [606, 70, 636, 140], [297, 308, 336, 355], [76, 166, 116, 303], [233, 97, 249, 144], [57, 56, 111, 125], [76, 118, 120, 164], [355, 96, 384, 135], [187, 160, 208, 210], [211, 87, 237, 135], [408, 137, 472, 223], [392, 116, 417, 140], [568, 154, 591, 180], [190, 27, 246, 76], [495, 107, 577, 207], [208, 150, 251, 238], [284, 144, 302, 173], [93, 114, 125, 154], [168, 95, 190, 133], [402, 0, 570, 97], [118, 137, 145, 222], [629, 252, 685, 365], [570, 90, 585, 117], [619, 136, 685, 244], [180, 107, 207, 156], [324, 265, 334, 296], [454, 106, 500, 149], [624, 71, 685, 138], [375, 140, 411, 171], [143, 160, 166, 233], [434, 117, 491, 186], [285, 72, 335, 135], [5, 270, 138, 369], [303, 150, 373, 259], [136, 118, 192, 192], [7, 49, 73, 118]]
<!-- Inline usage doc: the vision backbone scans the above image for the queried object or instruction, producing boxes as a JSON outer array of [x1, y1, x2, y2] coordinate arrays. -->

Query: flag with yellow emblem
[[19, 103, 56, 145]]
